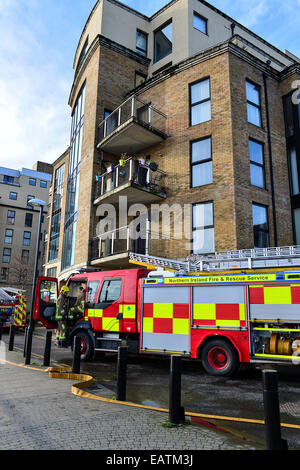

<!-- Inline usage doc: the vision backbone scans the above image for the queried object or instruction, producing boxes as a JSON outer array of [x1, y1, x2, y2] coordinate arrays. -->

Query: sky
[[0, 0, 299, 171]]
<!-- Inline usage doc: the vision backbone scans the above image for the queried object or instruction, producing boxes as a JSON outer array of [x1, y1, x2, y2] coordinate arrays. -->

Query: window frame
[[249, 138, 266, 189], [40, 180, 47, 188], [9, 191, 17, 200], [252, 202, 269, 248], [99, 279, 122, 304], [0, 267, 9, 282], [7, 210, 16, 225], [21, 250, 30, 264], [3, 175, 14, 184], [135, 71, 147, 88], [192, 201, 215, 255], [2, 248, 11, 264], [246, 79, 262, 127], [136, 29, 148, 57], [190, 136, 213, 188], [153, 19, 173, 64], [25, 212, 33, 228], [189, 77, 211, 127], [23, 231, 32, 247], [4, 229, 13, 245], [193, 11, 208, 35], [29, 178, 36, 186]]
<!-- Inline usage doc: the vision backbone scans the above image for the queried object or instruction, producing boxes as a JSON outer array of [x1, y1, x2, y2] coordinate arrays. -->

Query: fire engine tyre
[[201, 339, 239, 377], [72, 330, 94, 362]]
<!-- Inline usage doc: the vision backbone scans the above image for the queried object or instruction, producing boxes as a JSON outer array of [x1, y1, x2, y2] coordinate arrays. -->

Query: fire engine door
[[141, 286, 190, 354], [34, 277, 58, 329], [87, 278, 123, 333]]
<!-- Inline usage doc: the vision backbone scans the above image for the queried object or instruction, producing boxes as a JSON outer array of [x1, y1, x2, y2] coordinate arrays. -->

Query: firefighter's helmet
[[60, 286, 70, 295]]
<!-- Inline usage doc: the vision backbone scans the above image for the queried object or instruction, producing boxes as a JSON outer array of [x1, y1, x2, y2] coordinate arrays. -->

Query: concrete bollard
[[8, 324, 15, 352], [169, 355, 185, 425], [43, 331, 52, 367], [117, 346, 128, 401], [262, 369, 288, 450], [72, 335, 81, 374]]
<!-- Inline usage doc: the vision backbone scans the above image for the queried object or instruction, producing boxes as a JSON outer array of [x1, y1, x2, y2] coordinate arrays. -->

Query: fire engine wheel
[[72, 330, 94, 362], [201, 339, 239, 377]]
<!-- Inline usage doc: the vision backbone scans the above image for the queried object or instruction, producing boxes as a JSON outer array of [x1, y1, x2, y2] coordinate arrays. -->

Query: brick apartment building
[[45, 0, 300, 283], [0, 162, 52, 307]]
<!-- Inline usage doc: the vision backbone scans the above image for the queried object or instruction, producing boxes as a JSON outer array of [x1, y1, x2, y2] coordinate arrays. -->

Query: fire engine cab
[[34, 246, 300, 376]]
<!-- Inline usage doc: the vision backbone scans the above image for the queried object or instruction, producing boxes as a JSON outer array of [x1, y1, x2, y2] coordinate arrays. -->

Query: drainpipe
[[263, 71, 278, 247]]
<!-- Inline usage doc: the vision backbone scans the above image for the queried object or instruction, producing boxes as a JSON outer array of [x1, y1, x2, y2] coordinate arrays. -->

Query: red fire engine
[[34, 246, 300, 376]]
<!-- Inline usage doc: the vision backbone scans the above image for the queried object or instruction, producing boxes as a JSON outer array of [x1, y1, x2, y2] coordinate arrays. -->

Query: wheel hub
[[208, 347, 229, 370]]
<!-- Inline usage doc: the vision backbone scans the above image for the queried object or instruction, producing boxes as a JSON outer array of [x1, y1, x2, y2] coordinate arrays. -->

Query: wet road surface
[[6, 327, 300, 450]]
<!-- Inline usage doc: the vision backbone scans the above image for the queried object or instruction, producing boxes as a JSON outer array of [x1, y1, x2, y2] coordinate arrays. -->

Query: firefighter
[[69, 285, 85, 321], [55, 285, 70, 347]]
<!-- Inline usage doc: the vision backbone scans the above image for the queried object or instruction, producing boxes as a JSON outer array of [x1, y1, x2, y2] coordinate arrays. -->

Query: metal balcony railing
[[91, 226, 148, 260], [94, 156, 166, 200], [98, 95, 167, 143]]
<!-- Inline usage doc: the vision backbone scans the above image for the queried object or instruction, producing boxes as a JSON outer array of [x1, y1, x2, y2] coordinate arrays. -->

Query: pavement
[[0, 334, 259, 452]]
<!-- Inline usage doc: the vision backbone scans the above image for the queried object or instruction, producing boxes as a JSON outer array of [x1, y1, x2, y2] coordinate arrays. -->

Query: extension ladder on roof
[[129, 246, 300, 273]]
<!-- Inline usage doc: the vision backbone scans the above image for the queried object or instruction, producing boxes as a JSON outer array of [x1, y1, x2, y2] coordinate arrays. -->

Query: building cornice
[[279, 64, 300, 81]]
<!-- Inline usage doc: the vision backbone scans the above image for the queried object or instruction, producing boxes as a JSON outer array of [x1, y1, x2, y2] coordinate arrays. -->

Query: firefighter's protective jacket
[[69, 291, 85, 319], [55, 294, 69, 320]]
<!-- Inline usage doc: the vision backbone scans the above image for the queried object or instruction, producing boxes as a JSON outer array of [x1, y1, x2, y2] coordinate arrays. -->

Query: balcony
[[94, 156, 167, 206], [90, 226, 148, 269], [97, 96, 168, 156]]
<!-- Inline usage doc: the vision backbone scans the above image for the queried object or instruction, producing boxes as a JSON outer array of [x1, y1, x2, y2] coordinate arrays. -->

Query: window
[[2, 248, 11, 264], [252, 203, 269, 248], [40, 280, 58, 304], [99, 279, 122, 303], [3, 175, 14, 184], [4, 229, 13, 245], [246, 80, 262, 127], [29, 178, 36, 186], [249, 139, 265, 188], [192, 202, 214, 254], [136, 30, 148, 57], [104, 109, 112, 120], [135, 72, 147, 88], [193, 12, 207, 34], [9, 192, 17, 200], [77, 37, 88, 70], [7, 210, 15, 225], [190, 78, 211, 126], [47, 267, 57, 278], [61, 83, 86, 270], [191, 137, 213, 187], [23, 231, 31, 246], [40, 180, 47, 188], [25, 213, 33, 228], [154, 21, 172, 63], [0, 268, 9, 282], [87, 281, 100, 303], [21, 250, 30, 264], [288, 147, 299, 196], [283, 93, 295, 138], [27, 196, 35, 208]]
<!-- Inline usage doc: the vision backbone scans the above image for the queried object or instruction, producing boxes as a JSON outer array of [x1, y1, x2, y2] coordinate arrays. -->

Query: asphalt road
[[6, 327, 300, 450]]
